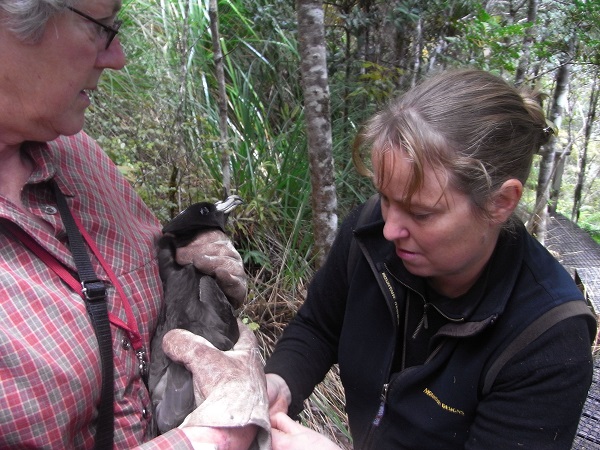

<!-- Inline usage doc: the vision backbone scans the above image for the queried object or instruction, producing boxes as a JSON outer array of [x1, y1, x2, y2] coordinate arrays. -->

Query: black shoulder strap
[[482, 300, 596, 395], [347, 194, 380, 281], [53, 183, 114, 450]]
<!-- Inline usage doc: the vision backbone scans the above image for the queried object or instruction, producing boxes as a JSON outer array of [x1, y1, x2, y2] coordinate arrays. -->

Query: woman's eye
[[411, 212, 432, 221], [97, 24, 109, 36]]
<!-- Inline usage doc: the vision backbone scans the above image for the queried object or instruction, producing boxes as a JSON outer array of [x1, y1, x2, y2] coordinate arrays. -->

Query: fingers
[[181, 425, 258, 449], [163, 324, 258, 367], [181, 244, 242, 274], [187, 253, 246, 307], [270, 412, 298, 433], [175, 230, 239, 271], [270, 413, 342, 450], [163, 323, 257, 363], [266, 376, 279, 405], [266, 373, 291, 415], [213, 266, 247, 309]]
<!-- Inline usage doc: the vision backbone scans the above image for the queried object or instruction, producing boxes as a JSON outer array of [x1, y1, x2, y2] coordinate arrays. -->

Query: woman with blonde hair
[[266, 69, 596, 449]]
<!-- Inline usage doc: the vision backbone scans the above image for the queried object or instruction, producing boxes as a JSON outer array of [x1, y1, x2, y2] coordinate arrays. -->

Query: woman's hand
[[270, 412, 342, 450], [266, 373, 292, 415], [181, 425, 257, 450]]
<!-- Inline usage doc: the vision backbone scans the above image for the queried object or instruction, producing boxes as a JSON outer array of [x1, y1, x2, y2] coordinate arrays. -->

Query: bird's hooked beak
[[215, 195, 244, 214]]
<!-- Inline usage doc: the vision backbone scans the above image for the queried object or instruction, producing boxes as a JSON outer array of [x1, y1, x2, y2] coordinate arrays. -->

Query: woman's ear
[[489, 179, 523, 223]]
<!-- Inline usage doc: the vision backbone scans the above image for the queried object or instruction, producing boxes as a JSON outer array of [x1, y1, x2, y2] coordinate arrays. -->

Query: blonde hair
[[353, 69, 551, 220]]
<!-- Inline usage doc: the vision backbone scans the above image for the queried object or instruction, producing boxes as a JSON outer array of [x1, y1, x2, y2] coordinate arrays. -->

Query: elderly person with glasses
[[0, 1, 269, 449]]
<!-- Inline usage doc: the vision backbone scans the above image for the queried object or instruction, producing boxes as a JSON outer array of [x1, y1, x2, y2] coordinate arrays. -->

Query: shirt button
[[142, 407, 149, 419], [43, 205, 58, 215], [121, 338, 131, 350]]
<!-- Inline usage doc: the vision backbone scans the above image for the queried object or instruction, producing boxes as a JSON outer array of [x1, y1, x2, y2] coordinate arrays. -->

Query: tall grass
[[85, 0, 356, 447]]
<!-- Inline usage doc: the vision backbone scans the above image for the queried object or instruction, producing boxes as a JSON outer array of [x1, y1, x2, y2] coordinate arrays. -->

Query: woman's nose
[[97, 37, 126, 70], [383, 209, 410, 241]]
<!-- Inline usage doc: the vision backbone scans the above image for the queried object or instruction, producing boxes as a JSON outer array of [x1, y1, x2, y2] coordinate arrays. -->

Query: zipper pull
[[411, 303, 429, 339], [381, 383, 389, 402], [372, 383, 389, 426]]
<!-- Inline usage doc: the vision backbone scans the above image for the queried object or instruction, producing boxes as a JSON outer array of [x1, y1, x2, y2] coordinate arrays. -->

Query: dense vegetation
[[85, 1, 600, 446]]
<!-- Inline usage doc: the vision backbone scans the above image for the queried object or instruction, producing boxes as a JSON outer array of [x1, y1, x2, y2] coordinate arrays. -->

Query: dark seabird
[[149, 195, 243, 434]]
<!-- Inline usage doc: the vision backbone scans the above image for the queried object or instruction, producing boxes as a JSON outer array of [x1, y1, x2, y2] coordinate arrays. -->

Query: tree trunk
[[168, 166, 179, 219], [549, 139, 573, 213], [514, 0, 538, 86], [410, 14, 423, 87], [209, 0, 231, 197], [527, 49, 572, 243], [572, 73, 599, 222], [297, 0, 338, 266]]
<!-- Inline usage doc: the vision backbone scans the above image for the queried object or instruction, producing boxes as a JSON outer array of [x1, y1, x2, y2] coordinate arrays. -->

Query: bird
[[148, 195, 244, 434]]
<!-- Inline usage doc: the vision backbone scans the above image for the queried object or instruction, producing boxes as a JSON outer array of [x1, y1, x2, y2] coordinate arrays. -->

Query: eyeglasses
[[67, 6, 122, 50]]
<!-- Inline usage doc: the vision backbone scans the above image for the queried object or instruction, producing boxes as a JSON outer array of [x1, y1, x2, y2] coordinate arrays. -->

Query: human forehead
[[373, 150, 454, 208], [76, 0, 122, 14]]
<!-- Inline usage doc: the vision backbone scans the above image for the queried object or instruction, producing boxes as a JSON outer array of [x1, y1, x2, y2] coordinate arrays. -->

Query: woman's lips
[[396, 247, 418, 260], [79, 89, 92, 106]]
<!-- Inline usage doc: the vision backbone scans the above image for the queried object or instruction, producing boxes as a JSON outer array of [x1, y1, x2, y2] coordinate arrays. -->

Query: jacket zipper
[[363, 383, 389, 449], [384, 263, 465, 340], [361, 269, 398, 450], [373, 383, 389, 426], [364, 264, 467, 448], [412, 301, 466, 339]]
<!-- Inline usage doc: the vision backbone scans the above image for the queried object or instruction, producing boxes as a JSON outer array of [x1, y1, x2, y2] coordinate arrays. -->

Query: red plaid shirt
[[0, 132, 192, 449]]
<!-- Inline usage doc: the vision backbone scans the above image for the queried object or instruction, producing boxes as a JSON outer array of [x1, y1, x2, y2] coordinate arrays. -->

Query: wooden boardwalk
[[572, 354, 600, 449], [545, 214, 600, 449]]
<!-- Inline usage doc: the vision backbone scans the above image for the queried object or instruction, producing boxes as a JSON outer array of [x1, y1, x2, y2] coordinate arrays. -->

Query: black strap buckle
[[81, 280, 107, 301]]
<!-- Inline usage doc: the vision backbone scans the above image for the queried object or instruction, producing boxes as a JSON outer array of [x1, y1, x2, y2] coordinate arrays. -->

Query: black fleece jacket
[[265, 201, 597, 449]]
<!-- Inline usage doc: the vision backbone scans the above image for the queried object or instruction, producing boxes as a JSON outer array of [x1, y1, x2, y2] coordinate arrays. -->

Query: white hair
[[0, 0, 77, 42]]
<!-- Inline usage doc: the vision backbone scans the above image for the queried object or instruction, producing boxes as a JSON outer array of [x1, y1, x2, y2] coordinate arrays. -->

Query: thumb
[[270, 412, 298, 433], [232, 320, 258, 351], [162, 328, 217, 365]]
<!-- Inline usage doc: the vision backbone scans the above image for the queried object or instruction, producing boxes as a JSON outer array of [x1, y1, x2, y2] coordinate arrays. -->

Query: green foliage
[[81, 0, 599, 443], [85, 0, 600, 285], [449, 6, 524, 72], [578, 208, 600, 244], [87, 0, 317, 287], [241, 316, 261, 331]]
